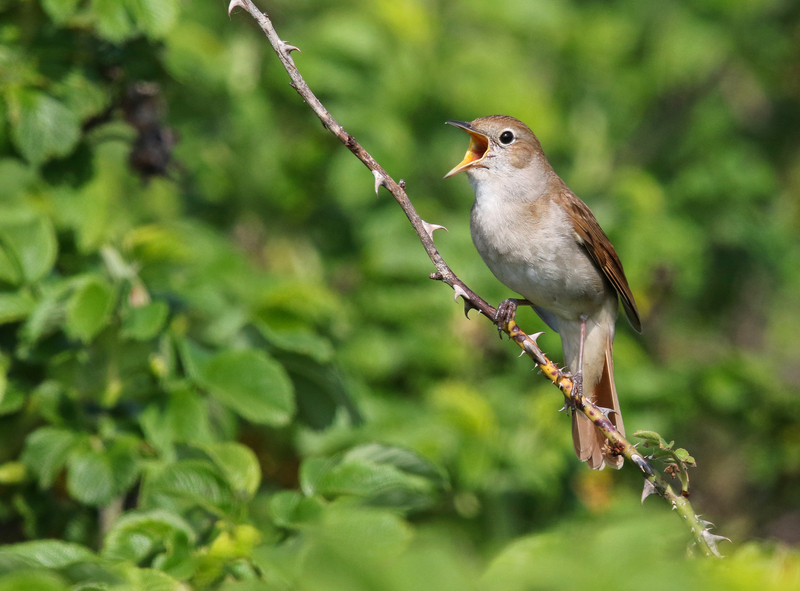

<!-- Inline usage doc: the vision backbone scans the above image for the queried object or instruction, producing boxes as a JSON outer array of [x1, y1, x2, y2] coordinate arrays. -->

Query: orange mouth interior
[[445, 131, 489, 178]]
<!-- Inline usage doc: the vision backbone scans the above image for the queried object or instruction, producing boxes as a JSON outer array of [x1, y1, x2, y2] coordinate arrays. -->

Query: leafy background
[[0, 0, 799, 589]]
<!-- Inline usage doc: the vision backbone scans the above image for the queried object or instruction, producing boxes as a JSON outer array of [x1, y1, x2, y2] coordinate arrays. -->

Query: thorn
[[399, 179, 406, 190], [452, 285, 478, 318], [282, 41, 301, 53], [453, 284, 469, 303], [641, 479, 658, 504], [696, 516, 716, 529], [463, 299, 479, 319], [518, 350, 526, 358], [372, 170, 388, 195], [597, 405, 616, 419], [228, 0, 246, 18], [422, 220, 448, 241], [521, 332, 546, 365], [701, 530, 731, 558], [631, 453, 656, 478]]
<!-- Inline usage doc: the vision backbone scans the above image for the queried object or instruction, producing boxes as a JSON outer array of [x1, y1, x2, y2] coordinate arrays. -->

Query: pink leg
[[572, 315, 588, 402]]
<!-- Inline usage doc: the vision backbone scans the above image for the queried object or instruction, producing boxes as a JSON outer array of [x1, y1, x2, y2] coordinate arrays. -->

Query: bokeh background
[[0, 0, 799, 589]]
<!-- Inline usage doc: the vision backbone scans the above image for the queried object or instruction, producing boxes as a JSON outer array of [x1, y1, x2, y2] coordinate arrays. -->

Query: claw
[[571, 372, 583, 403], [495, 298, 519, 338], [228, 0, 247, 18], [494, 298, 518, 325]]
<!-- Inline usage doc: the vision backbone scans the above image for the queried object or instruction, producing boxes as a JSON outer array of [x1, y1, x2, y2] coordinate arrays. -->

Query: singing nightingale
[[445, 115, 641, 470]]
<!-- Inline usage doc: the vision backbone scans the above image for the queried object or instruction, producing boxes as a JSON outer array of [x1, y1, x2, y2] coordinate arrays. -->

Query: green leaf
[[121, 300, 169, 341], [257, 321, 334, 363], [196, 349, 295, 427], [0, 353, 11, 408], [0, 214, 58, 285], [21, 427, 79, 488], [41, 0, 82, 24], [141, 460, 233, 516], [102, 510, 195, 564], [92, 0, 135, 43], [0, 159, 37, 202], [0, 462, 25, 484], [674, 448, 696, 465], [65, 276, 116, 343], [0, 540, 94, 569], [0, 246, 21, 285], [127, 0, 180, 38], [175, 337, 212, 382], [206, 524, 261, 561], [66, 448, 115, 506], [0, 571, 67, 591], [633, 430, 668, 447], [9, 90, 80, 165], [121, 567, 184, 591], [164, 386, 214, 445], [0, 291, 35, 324], [269, 491, 324, 529], [138, 404, 175, 461], [0, 386, 24, 416], [343, 444, 450, 489], [314, 502, 413, 562], [674, 448, 689, 461], [633, 430, 663, 442], [140, 387, 217, 461], [300, 444, 448, 511], [66, 437, 139, 506], [19, 280, 71, 346], [55, 71, 110, 121], [203, 442, 262, 497]]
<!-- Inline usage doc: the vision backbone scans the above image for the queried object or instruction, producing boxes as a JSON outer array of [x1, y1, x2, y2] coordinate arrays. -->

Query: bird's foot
[[495, 298, 519, 338], [571, 371, 583, 403]]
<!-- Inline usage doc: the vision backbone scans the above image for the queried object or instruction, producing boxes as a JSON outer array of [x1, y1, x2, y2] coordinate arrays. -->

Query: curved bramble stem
[[227, 0, 723, 557]]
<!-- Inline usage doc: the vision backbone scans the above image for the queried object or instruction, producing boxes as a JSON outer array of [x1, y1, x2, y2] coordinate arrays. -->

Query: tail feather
[[571, 337, 624, 470]]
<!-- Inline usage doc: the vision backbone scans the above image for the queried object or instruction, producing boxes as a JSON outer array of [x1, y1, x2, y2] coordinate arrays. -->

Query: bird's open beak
[[444, 120, 490, 178]]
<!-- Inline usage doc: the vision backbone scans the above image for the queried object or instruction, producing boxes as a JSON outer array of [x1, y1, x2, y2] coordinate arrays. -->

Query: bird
[[444, 115, 641, 470]]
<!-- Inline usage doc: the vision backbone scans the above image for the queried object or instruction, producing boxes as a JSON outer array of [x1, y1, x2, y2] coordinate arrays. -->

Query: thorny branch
[[228, 0, 728, 558]]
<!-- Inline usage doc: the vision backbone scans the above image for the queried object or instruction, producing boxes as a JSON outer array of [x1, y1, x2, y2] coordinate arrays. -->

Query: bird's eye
[[499, 130, 514, 145]]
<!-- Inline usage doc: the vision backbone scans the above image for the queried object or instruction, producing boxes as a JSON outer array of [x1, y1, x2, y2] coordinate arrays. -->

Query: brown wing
[[554, 191, 642, 333]]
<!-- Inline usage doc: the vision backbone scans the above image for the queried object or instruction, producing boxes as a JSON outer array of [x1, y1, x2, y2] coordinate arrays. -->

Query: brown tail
[[571, 340, 625, 470]]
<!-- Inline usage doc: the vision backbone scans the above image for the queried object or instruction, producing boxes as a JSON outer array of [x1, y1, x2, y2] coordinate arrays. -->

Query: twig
[[227, 0, 726, 557]]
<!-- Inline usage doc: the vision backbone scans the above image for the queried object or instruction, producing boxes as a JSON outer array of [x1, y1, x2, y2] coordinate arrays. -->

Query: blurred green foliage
[[0, 0, 799, 588]]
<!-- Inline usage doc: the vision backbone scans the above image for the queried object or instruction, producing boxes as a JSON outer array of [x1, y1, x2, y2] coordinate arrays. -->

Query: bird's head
[[444, 115, 545, 180]]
